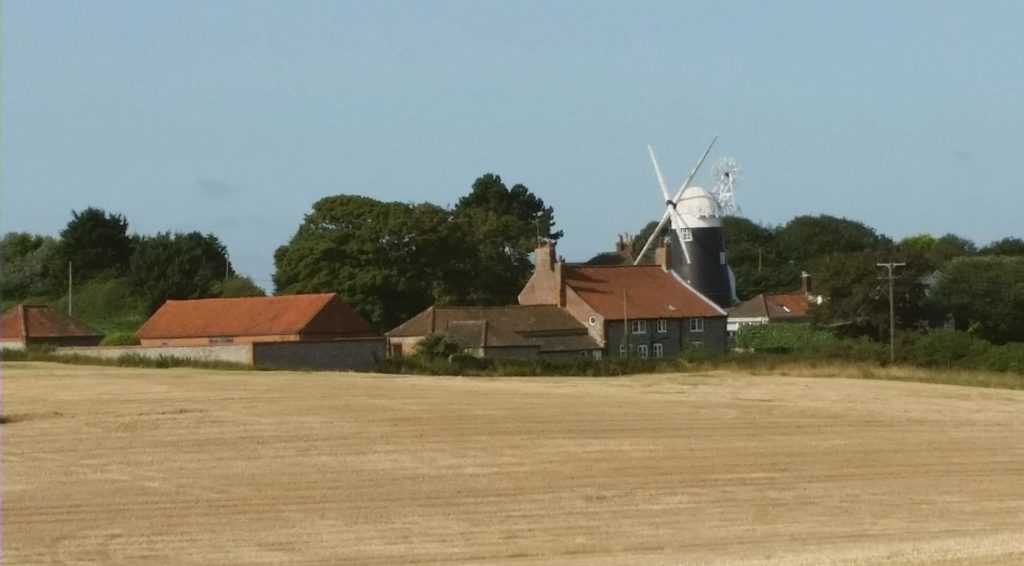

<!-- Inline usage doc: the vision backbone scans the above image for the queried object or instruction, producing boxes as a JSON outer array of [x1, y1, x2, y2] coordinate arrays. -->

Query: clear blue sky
[[3, 1, 1022, 290]]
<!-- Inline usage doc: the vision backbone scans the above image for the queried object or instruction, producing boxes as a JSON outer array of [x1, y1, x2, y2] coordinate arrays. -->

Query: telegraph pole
[[68, 262, 73, 316], [876, 262, 906, 363]]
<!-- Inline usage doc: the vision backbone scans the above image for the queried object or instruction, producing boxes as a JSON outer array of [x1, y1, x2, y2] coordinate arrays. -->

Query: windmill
[[634, 137, 738, 308]]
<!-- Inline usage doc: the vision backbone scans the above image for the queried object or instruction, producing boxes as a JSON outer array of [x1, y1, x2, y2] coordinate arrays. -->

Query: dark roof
[[563, 265, 725, 320], [729, 293, 814, 320], [388, 305, 600, 352], [0, 305, 103, 340], [446, 320, 537, 349], [136, 293, 376, 340]]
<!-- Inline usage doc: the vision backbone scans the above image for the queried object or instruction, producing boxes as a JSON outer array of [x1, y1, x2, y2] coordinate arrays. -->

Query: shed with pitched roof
[[135, 293, 377, 347], [0, 305, 104, 349]]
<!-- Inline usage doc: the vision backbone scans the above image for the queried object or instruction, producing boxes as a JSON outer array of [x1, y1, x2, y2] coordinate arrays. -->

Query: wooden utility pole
[[68, 262, 73, 316], [622, 290, 629, 359], [876, 262, 906, 363]]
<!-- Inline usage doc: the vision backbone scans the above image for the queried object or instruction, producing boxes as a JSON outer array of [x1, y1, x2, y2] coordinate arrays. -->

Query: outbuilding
[[0, 304, 104, 349]]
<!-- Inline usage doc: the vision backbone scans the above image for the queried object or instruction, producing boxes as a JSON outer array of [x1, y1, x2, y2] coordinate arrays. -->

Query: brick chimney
[[615, 233, 634, 254], [655, 241, 671, 270], [518, 242, 564, 306]]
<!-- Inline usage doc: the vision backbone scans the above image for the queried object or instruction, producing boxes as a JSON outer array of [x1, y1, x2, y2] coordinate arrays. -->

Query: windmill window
[[720, 251, 726, 264], [681, 228, 693, 242]]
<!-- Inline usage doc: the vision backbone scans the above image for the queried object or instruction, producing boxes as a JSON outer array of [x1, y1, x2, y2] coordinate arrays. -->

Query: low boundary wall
[[58, 344, 253, 365], [56, 338, 386, 371]]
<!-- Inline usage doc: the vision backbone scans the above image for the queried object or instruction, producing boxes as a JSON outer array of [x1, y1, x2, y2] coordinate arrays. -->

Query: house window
[[681, 228, 693, 242], [653, 343, 664, 358], [631, 320, 647, 334], [689, 318, 704, 333], [637, 344, 649, 359], [656, 319, 668, 333], [619, 344, 627, 356]]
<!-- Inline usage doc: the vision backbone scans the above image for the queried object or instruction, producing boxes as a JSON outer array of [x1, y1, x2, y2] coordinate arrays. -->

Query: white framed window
[[631, 320, 647, 334], [656, 319, 668, 333], [653, 343, 664, 358], [689, 318, 704, 333], [637, 344, 649, 359], [681, 228, 693, 242], [619, 344, 627, 356]]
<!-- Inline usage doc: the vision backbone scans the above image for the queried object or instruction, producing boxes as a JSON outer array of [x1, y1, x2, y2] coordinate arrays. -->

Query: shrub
[[100, 332, 140, 346], [909, 331, 991, 368], [978, 343, 1024, 373], [414, 334, 462, 359], [736, 323, 839, 354]]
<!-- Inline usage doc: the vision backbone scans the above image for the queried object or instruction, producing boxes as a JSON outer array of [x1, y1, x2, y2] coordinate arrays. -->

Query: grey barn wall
[[58, 344, 254, 365], [252, 339, 385, 371]]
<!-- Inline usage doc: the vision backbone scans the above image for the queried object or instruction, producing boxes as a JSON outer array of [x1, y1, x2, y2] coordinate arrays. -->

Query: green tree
[[980, 237, 1024, 257], [1, 233, 59, 300], [129, 232, 231, 312], [930, 256, 1024, 344], [775, 215, 891, 267], [274, 196, 464, 329], [721, 217, 800, 299], [452, 174, 562, 305], [211, 276, 266, 298], [811, 249, 934, 340], [898, 233, 976, 270], [57, 208, 134, 280]]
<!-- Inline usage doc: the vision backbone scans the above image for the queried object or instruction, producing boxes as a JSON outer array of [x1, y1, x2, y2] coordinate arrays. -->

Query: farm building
[[125, 293, 385, 370], [726, 273, 821, 342], [387, 305, 602, 360], [0, 304, 104, 349], [136, 293, 377, 347], [519, 242, 729, 357]]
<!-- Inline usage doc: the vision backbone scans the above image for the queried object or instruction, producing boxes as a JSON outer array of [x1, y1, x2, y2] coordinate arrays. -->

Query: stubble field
[[3, 362, 1024, 564]]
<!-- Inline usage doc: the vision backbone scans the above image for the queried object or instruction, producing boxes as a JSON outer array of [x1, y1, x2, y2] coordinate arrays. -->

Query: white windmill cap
[[676, 186, 721, 218]]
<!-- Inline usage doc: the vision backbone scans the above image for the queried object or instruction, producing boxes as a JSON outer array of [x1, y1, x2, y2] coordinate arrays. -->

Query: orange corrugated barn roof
[[136, 293, 376, 344]]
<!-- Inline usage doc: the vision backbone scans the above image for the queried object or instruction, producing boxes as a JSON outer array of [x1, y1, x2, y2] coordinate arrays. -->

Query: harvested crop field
[[3, 362, 1024, 564]]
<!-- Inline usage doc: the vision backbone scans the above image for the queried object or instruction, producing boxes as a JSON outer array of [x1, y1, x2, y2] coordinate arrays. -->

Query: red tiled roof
[[563, 265, 725, 320], [729, 292, 813, 320], [0, 305, 103, 340], [766, 293, 812, 318], [136, 293, 376, 340]]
